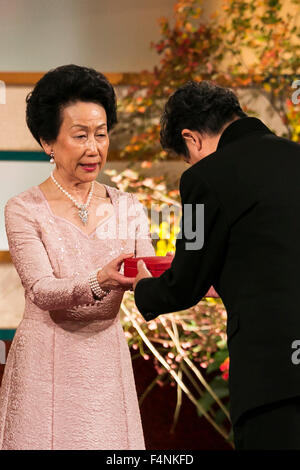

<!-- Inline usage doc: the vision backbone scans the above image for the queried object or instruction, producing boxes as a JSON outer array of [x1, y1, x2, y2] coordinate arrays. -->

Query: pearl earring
[[50, 151, 55, 164]]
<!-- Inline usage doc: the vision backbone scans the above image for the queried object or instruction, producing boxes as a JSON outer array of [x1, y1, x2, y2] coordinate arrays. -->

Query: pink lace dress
[[0, 184, 155, 450]]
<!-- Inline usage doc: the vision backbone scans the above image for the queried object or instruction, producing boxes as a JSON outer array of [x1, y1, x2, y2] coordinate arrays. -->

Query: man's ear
[[181, 129, 202, 151]]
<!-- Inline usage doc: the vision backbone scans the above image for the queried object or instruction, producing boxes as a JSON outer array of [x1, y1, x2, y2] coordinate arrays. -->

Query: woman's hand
[[97, 253, 136, 291]]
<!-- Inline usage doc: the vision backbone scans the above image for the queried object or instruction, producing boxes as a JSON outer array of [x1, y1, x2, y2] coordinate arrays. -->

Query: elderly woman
[[0, 64, 155, 450]]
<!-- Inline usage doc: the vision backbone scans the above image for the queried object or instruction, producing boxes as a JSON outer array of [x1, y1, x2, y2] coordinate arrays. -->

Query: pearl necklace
[[50, 170, 94, 225]]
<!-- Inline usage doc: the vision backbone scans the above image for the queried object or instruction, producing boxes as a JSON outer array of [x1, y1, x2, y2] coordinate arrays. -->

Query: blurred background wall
[[0, 0, 178, 72]]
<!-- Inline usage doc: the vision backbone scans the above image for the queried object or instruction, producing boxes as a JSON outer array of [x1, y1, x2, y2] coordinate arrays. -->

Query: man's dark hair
[[26, 64, 117, 147], [160, 80, 247, 157]]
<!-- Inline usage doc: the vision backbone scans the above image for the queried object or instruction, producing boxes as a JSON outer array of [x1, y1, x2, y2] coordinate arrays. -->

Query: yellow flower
[[156, 239, 168, 255]]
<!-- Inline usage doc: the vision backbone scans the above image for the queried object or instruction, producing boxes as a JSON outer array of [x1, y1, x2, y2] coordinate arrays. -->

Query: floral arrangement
[[115, 0, 300, 160]]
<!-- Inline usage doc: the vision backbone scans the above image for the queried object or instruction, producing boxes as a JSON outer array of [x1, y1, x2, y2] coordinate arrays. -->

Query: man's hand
[[133, 260, 153, 291]]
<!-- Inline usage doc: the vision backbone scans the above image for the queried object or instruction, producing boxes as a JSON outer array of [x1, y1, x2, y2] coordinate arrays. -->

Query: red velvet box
[[124, 255, 219, 298], [124, 256, 174, 278]]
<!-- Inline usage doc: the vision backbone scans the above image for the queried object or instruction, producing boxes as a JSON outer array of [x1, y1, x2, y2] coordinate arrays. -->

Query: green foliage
[[197, 375, 230, 419], [206, 348, 229, 373]]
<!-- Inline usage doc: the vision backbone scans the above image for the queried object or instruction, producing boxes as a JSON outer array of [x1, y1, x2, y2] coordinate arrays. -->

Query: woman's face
[[42, 101, 109, 182]]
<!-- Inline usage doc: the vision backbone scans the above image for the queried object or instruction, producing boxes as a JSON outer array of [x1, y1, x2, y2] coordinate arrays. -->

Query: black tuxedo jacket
[[134, 117, 300, 425]]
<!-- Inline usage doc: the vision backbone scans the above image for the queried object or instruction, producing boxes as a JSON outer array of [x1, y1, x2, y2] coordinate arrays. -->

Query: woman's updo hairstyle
[[26, 64, 117, 147]]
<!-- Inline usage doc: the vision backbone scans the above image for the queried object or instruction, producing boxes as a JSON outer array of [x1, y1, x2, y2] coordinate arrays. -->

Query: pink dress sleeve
[[131, 194, 156, 257], [4, 196, 96, 311]]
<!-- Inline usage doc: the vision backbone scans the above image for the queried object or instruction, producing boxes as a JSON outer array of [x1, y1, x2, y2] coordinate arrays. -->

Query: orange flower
[[168, 189, 180, 198], [220, 356, 229, 371], [141, 161, 153, 169]]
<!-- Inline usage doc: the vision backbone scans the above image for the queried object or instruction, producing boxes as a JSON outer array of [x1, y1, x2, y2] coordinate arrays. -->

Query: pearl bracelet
[[88, 268, 111, 299]]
